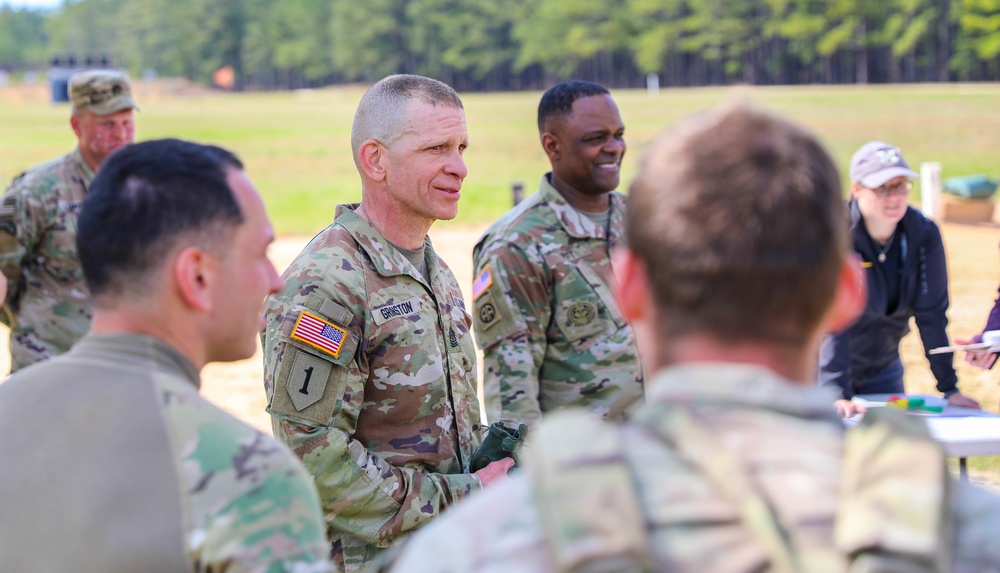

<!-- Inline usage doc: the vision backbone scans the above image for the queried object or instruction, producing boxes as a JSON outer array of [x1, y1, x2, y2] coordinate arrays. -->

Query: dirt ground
[[0, 220, 998, 468]]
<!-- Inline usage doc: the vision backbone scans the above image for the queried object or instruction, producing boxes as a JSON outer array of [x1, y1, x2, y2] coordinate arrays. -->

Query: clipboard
[[929, 342, 996, 355]]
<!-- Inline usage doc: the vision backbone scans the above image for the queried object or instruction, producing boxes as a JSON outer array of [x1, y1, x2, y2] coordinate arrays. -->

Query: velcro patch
[[291, 311, 348, 358], [372, 297, 422, 326], [286, 351, 332, 411], [475, 295, 502, 331], [472, 266, 493, 301]]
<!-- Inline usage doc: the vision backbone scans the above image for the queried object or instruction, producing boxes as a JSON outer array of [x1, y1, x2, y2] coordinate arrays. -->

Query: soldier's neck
[[357, 200, 431, 250], [549, 173, 611, 213], [653, 333, 821, 386], [90, 309, 208, 371]]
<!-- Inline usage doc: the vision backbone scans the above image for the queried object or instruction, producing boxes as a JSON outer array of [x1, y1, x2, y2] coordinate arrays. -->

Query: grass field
[[2, 81, 1000, 235]]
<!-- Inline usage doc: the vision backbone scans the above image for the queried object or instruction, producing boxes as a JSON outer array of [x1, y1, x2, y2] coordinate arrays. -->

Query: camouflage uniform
[[263, 204, 483, 572], [0, 148, 94, 371], [389, 363, 1000, 572], [0, 333, 333, 572], [472, 173, 643, 425]]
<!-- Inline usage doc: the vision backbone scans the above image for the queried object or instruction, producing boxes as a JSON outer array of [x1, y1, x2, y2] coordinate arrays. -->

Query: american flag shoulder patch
[[472, 266, 493, 301], [291, 310, 348, 359]]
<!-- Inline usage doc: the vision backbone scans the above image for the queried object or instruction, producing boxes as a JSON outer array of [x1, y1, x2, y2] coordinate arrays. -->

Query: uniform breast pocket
[[553, 262, 624, 342], [371, 295, 436, 346], [43, 202, 84, 280]]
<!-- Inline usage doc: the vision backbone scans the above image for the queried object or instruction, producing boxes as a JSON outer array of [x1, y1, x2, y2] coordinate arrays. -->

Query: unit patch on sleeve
[[285, 351, 333, 411], [291, 310, 348, 359]]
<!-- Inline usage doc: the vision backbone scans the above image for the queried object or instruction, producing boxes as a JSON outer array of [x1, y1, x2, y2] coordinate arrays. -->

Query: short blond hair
[[350, 74, 463, 170], [627, 103, 847, 344]]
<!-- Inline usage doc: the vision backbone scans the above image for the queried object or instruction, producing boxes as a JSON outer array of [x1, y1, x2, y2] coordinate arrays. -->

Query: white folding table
[[852, 394, 1000, 480]]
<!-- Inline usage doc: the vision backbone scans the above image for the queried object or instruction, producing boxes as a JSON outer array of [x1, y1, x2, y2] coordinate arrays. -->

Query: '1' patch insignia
[[472, 266, 493, 301], [291, 311, 348, 359]]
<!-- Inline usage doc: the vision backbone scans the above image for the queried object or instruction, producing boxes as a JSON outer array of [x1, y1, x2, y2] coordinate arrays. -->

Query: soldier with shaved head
[[263, 74, 512, 572]]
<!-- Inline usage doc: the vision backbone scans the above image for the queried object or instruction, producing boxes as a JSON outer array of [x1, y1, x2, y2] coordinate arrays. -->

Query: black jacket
[[819, 201, 956, 399]]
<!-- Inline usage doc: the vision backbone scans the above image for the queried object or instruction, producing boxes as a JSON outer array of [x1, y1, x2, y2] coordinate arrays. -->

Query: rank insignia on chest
[[291, 310, 347, 358], [472, 266, 493, 301]]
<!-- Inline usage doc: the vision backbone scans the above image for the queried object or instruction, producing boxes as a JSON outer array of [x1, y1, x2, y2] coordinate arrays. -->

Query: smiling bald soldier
[[472, 80, 643, 427]]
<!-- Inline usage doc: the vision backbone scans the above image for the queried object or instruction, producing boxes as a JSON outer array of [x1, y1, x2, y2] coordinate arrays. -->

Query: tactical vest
[[527, 407, 951, 573]]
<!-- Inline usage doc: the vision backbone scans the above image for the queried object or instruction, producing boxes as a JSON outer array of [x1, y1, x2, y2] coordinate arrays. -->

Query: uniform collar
[[335, 203, 439, 283], [71, 147, 96, 182], [645, 362, 843, 422], [539, 173, 626, 244], [72, 333, 201, 389]]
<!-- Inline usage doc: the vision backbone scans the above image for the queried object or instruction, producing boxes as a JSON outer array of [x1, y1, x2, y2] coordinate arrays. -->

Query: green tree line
[[2, 0, 999, 90]]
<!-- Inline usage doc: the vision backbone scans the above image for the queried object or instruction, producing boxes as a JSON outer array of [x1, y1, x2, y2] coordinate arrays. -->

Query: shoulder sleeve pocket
[[472, 261, 528, 350], [267, 303, 359, 427]]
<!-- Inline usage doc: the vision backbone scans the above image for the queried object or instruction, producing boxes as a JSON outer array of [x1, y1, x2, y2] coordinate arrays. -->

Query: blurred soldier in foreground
[[0, 69, 137, 371], [473, 80, 642, 426], [263, 74, 512, 572], [0, 139, 334, 572], [388, 104, 1000, 571]]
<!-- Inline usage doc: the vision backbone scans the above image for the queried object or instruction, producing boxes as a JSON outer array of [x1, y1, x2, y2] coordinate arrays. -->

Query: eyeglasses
[[869, 180, 912, 198]]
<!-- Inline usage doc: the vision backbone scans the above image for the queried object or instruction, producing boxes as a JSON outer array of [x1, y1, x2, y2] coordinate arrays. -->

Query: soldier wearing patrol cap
[[472, 80, 643, 427], [262, 74, 513, 572], [388, 104, 1000, 572], [0, 68, 137, 371]]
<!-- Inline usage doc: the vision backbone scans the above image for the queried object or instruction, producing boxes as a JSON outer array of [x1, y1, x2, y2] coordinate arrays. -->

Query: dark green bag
[[469, 421, 527, 472]]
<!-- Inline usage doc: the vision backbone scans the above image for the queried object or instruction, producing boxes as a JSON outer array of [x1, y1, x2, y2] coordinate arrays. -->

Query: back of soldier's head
[[78, 139, 245, 305], [627, 103, 846, 344], [351, 74, 464, 170]]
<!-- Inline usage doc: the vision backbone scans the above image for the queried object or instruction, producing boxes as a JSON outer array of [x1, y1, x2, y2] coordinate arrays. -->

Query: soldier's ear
[[541, 132, 560, 162], [613, 248, 650, 323], [825, 253, 866, 334], [173, 246, 213, 312], [70, 114, 82, 138], [358, 140, 386, 182]]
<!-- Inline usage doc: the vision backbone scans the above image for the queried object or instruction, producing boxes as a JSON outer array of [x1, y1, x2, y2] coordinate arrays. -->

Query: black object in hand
[[469, 421, 527, 472]]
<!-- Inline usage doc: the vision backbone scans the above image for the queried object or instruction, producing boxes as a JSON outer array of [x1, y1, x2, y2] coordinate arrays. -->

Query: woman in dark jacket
[[818, 141, 981, 417]]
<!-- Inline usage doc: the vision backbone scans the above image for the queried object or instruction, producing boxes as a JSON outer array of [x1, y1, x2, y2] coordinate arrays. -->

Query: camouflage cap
[[69, 70, 137, 115]]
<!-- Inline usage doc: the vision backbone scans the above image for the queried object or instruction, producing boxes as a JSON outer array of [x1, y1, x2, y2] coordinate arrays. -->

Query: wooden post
[[512, 182, 524, 206], [646, 73, 660, 95], [920, 162, 941, 220]]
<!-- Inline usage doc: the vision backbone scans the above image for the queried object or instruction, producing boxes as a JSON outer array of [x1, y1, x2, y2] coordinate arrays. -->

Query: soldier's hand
[[473, 457, 515, 487], [0, 273, 6, 303], [834, 399, 866, 418], [947, 390, 981, 410]]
